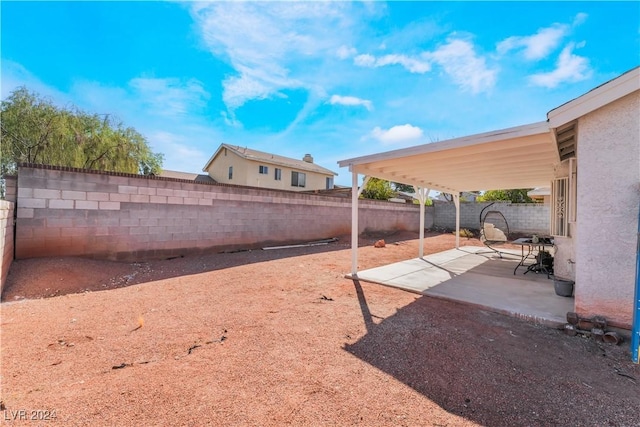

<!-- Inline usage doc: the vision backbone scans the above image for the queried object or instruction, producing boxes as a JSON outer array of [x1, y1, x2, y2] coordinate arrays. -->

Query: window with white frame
[[259, 165, 269, 174], [275, 168, 282, 181], [291, 171, 306, 187], [228, 166, 233, 180]]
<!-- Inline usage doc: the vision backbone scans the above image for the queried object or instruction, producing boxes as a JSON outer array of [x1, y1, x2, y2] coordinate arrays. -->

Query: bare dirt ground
[[1, 231, 638, 426]]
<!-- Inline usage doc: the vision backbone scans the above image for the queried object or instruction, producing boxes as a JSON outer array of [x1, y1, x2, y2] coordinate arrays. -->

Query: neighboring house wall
[[0, 200, 15, 295], [206, 149, 252, 186], [15, 165, 423, 261], [205, 149, 333, 192], [433, 202, 549, 235], [574, 91, 640, 328]]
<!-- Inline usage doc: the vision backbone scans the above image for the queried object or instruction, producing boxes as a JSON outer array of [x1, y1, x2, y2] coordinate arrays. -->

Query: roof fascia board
[[337, 121, 550, 167], [548, 67, 640, 128]]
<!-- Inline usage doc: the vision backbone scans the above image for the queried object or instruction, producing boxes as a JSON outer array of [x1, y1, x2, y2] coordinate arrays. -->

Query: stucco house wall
[[205, 147, 334, 192], [205, 149, 253, 186], [574, 91, 640, 328]]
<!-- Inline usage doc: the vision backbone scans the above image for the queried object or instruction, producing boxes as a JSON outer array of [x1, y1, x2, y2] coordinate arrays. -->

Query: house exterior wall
[[0, 200, 15, 295], [575, 91, 640, 328], [205, 149, 252, 186], [205, 149, 333, 192], [15, 165, 421, 261]]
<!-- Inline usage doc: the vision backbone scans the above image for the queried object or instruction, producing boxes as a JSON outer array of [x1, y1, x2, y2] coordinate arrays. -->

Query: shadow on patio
[[348, 246, 574, 326]]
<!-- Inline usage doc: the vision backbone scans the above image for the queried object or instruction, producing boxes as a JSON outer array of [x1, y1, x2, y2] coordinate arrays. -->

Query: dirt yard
[[1, 231, 638, 426]]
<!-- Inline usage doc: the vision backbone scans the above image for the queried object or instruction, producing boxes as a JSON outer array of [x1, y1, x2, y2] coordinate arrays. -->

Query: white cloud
[[66, 77, 211, 121], [1, 61, 223, 174], [496, 14, 587, 61], [529, 43, 591, 88], [354, 53, 431, 73], [129, 77, 210, 116], [573, 12, 588, 27], [354, 37, 495, 93], [1, 60, 71, 105], [190, 2, 358, 111], [377, 54, 431, 73], [497, 26, 567, 60], [146, 130, 209, 173], [371, 124, 424, 145], [354, 54, 376, 67], [329, 95, 373, 111], [427, 39, 497, 93], [336, 45, 357, 59]]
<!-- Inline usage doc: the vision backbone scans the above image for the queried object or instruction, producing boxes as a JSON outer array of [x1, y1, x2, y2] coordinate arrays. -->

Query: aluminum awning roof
[[337, 121, 558, 194]]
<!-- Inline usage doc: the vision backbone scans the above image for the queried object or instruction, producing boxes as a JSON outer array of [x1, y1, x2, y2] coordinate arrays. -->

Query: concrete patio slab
[[348, 246, 574, 327]]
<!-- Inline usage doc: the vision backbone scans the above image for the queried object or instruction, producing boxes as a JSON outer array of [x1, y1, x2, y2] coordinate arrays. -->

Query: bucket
[[554, 277, 574, 297], [603, 331, 623, 345]]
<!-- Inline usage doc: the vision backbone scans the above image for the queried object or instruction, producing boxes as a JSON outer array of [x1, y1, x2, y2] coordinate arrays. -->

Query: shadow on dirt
[[344, 279, 639, 427]]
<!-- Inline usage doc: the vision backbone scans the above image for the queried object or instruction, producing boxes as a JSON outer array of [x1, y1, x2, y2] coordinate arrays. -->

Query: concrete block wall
[[3, 176, 17, 204], [433, 201, 549, 235], [0, 200, 15, 294], [16, 165, 423, 261]]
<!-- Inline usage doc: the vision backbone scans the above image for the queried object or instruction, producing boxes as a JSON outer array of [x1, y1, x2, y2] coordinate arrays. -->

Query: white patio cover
[[337, 121, 559, 274]]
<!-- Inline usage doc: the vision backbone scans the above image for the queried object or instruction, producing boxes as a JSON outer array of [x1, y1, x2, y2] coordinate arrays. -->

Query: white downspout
[[453, 193, 460, 249]]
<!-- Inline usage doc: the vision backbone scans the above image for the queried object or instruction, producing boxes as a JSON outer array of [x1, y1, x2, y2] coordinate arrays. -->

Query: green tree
[[477, 189, 534, 203], [392, 182, 415, 193], [360, 177, 394, 200], [0, 87, 163, 176]]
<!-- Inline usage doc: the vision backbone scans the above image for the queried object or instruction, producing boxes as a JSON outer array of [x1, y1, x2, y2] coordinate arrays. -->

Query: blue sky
[[2, 1, 638, 186]]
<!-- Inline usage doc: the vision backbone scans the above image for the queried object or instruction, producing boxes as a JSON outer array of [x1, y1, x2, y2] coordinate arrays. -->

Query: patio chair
[[479, 203, 511, 258]]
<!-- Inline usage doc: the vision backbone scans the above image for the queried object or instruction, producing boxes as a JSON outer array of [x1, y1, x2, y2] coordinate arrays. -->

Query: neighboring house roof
[[159, 169, 216, 183], [203, 143, 338, 176]]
